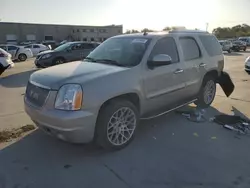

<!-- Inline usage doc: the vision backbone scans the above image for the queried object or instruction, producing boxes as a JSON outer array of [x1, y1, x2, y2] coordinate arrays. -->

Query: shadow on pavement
[[0, 105, 250, 188], [0, 70, 35, 88]]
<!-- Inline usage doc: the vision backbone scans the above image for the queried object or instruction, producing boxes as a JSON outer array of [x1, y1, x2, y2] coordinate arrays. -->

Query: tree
[[213, 24, 250, 39], [163, 26, 171, 31], [125, 29, 139, 34], [141, 28, 154, 33]]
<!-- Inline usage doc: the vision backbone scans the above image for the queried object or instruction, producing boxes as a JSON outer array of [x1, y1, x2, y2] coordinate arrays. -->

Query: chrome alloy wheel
[[107, 107, 136, 146], [204, 80, 216, 104]]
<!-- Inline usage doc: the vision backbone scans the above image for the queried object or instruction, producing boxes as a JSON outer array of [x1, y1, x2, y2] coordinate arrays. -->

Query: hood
[[30, 61, 128, 89], [37, 50, 54, 56]]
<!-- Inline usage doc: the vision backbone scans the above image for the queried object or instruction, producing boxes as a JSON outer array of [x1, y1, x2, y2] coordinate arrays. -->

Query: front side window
[[7, 46, 18, 51], [24, 45, 32, 48], [86, 37, 151, 67], [180, 37, 201, 61], [54, 43, 71, 52], [149, 37, 179, 63], [82, 43, 94, 49], [33, 45, 40, 48]]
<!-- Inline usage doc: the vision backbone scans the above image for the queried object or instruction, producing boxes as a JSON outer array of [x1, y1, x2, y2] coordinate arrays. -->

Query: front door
[[7, 45, 18, 59], [143, 37, 186, 113]]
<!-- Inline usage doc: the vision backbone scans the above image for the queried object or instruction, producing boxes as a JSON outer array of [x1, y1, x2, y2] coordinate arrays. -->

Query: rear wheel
[[195, 75, 216, 108], [18, 54, 27, 61], [227, 49, 231, 53], [244, 48, 247, 51], [95, 99, 139, 150]]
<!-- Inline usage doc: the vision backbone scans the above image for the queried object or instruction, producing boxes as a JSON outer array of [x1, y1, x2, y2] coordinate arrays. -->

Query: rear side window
[[33, 45, 40, 48], [199, 35, 222, 57], [149, 37, 179, 63], [179, 37, 201, 61]]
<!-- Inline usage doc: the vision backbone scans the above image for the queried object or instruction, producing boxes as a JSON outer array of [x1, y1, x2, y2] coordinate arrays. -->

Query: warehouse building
[[0, 22, 123, 44]]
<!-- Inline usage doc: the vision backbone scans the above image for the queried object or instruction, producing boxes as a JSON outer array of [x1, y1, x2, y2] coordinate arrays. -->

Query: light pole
[[206, 23, 209, 32]]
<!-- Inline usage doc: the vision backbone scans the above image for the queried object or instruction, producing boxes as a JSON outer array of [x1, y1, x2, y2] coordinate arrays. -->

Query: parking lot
[[0, 52, 250, 188]]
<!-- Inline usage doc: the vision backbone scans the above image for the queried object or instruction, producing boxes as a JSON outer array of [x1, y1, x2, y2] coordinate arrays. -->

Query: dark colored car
[[231, 40, 247, 52], [35, 41, 99, 68]]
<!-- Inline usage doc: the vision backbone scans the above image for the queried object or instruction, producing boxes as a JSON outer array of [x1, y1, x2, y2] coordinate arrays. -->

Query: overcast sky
[[1, 0, 250, 32]]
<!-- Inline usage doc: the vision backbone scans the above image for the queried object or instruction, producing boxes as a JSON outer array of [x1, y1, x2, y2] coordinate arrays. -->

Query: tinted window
[[180, 37, 201, 61], [71, 43, 82, 50], [199, 35, 222, 57], [82, 43, 95, 49], [24, 45, 32, 48], [149, 37, 179, 63], [0, 46, 7, 51], [33, 45, 40, 48], [7, 46, 18, 51]]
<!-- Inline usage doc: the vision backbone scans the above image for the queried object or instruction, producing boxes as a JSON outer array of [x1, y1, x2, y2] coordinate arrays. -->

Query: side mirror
[[148, 54, 172, 69]]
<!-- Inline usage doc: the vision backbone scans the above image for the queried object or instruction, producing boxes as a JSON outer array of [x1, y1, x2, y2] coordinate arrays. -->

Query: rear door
[[143, 37, 187, 112], [67, 43, 82, 61], [32, 45, 41, 56], [178, 36, 203, 97]]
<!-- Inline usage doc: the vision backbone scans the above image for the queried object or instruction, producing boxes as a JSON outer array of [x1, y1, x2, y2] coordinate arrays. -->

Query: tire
[[95, 99, 139, 150], [0, 64, 5, 75], [194, 75, 216, 108], [227, 49, 231, 53], [244, 48, 247, 51], [18, 53, 27, 61], [53, 57, 65, 65]]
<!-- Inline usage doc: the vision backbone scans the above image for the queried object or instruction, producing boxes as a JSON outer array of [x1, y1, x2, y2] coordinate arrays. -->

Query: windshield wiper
[[84, 57, 96, 62], [95, 59, 126, 67]]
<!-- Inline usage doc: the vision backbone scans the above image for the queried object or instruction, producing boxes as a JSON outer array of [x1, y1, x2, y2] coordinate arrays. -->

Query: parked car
[[239, 37, 250, 46], [34, 41, 99, 68], [219, 40, 232, 53], [0, 44, 33, 61], [24, 44, 50, 56], [41, 41, 57, 50], [25, 30, 233, 150], [0, 48, 14, 75], [245, 56, 250, 73], [231, 40, 247, 52]]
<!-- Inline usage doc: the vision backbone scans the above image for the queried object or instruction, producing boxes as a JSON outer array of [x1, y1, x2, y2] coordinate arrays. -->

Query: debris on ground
[[193, 132, 199, 137], [176, 108, 206, 123], [0, 124, 35, 143], [213, 114, 250, 135], [211, 136, 217, 140]]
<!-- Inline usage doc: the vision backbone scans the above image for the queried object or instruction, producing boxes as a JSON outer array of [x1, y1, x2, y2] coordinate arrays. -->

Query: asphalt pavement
[[0, 52, 250, 188]]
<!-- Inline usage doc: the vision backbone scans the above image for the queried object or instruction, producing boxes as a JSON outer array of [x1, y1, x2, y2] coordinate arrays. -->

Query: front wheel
[[95, 99, 139, 150], [53, 58, 65, 65], [195, 76, 216, 108]]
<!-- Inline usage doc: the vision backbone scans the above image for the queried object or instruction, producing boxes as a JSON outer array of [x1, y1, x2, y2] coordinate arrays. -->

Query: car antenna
[[143, 31, 148, 36]]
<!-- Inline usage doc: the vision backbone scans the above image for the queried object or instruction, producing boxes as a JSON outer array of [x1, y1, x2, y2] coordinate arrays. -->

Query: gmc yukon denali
[[24, 30, 233, 150]]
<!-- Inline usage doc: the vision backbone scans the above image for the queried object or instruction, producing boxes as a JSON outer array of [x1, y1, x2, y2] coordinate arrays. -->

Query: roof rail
[[169, 29, 208, 34]]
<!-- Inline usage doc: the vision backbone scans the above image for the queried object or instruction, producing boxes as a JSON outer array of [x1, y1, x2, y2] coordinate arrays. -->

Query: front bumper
[[24, 97, 98, 143], [34, 58, 53, 68]]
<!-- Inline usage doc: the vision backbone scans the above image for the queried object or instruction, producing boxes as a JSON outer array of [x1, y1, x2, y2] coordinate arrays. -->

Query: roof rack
[[169, 29, 208, 34]]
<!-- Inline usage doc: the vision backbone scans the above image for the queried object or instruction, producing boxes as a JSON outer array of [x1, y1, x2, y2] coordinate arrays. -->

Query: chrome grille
[[25, 82, 49, 107]]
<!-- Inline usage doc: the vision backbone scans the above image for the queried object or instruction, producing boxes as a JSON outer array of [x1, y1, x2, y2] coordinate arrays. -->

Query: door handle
[[174, 69, 184, 74], [199, 63, 206, 67]]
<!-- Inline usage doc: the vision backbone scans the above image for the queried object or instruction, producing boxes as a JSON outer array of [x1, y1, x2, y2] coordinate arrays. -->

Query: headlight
[[41, 54, 52, 59], [55, 84, 83, 110]]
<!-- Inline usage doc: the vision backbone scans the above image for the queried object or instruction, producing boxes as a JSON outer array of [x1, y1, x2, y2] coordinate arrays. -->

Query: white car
[[24, 44, 50, 56], [245, 56, 250, 73], [0, 48, 14, 75], [0, 44, 33, 61]]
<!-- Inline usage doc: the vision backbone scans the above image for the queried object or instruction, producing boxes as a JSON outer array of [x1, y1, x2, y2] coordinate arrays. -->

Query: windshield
[[85, 37, 151, 67], [53, 43, 71, 52]]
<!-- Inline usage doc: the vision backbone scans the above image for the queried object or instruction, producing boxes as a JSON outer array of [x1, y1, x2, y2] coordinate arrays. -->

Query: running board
[[140, 99, 197, 120]]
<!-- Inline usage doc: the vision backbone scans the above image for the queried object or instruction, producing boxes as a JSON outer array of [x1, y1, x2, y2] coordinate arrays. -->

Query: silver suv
[[24, 30, 225, 150]]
